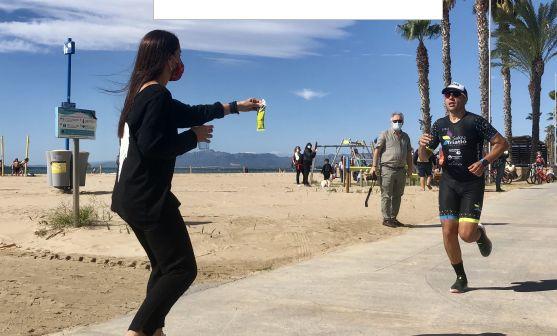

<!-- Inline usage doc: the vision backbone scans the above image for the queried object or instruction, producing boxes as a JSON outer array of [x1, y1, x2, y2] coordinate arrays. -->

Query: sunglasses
[[444, 91, 462, 98], [392, 120, 403, 123]]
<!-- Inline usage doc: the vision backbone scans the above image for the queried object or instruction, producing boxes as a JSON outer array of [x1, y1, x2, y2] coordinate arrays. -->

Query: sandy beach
[[0, 173, 528, 335]]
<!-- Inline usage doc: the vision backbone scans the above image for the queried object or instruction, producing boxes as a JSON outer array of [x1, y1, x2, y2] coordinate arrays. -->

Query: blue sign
[[56, 107, 97, 139]]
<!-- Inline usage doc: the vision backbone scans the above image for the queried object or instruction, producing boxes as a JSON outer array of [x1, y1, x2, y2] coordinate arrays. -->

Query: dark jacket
[[302, 146, 316, 167], [321, 163, 333, 179], [111, 84, 224, 227]]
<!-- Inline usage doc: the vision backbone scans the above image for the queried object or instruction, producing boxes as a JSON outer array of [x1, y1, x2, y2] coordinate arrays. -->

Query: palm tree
[[494, 0, 557, 161], [442, 0, 456, 88], [475, 0, 490, 121], [491, 0, 516, 158], [397, 20, 441, 134]]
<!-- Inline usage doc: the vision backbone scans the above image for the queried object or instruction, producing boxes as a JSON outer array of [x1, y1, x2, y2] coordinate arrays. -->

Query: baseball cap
[[442, 82, 468, 97]]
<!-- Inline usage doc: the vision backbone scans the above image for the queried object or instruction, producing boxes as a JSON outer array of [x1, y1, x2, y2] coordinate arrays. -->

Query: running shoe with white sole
[[477, 223, 492, 257], [450, 276, 468, 293]]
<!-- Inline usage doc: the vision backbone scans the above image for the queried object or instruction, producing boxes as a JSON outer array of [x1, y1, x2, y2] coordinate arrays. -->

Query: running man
[[418, 82, 509, 293]]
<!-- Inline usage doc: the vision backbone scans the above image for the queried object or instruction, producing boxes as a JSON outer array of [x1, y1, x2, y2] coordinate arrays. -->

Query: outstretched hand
[[419, 133, 433, 148], [237, 98, 264, 112], [192, 125, 214, 143]]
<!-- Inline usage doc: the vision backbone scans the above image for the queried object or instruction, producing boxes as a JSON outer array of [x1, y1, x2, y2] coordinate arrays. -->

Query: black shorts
[[416, 164, 432, 177], [439, 174, 485, 223]]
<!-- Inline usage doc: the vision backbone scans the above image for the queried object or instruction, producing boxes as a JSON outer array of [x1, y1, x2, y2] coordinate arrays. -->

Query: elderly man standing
[[371, 112, 413, 228]]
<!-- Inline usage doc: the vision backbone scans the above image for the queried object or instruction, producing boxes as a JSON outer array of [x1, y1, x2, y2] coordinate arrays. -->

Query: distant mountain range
[[93, 150, 337, 169]]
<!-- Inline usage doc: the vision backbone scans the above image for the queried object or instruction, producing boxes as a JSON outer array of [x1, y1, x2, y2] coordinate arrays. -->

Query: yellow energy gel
[[257, 99, 266, 131]]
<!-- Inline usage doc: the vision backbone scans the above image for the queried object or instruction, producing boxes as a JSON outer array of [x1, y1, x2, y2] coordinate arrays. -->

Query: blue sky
[[491, 0, 557, 143], [0, 0, 548, 165]]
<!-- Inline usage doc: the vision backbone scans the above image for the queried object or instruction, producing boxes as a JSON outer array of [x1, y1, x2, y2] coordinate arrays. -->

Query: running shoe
[[477, 223, 492, 257], [450, 276, 468, 293]]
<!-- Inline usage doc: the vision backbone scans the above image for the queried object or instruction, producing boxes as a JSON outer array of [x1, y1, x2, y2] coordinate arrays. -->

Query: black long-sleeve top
[[111, 84, 224, 227]]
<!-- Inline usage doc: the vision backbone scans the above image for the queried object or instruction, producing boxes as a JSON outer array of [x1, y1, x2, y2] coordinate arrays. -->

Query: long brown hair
[[117, 30, 180, 138]]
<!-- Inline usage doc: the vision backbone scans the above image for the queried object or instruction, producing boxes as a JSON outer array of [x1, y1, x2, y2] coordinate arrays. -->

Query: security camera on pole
[[54, 38, 97, 226]]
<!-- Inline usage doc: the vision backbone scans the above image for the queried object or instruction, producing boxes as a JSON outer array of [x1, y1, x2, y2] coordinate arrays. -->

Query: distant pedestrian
[[413, 146, 435, 191], [291, 146, 303, 184], [321, 158, 333, 187], [302, 143, 316, 186], [371, 112, 413, 228]]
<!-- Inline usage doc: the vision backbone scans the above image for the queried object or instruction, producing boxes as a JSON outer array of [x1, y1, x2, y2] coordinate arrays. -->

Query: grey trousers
[[380, 166, 407, 220]]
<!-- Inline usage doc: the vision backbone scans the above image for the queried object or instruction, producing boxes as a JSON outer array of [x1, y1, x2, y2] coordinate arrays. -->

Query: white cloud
[[205, 57, 252, 66], [0, 1, 354, 58], [0, 38, 43, 53], [294, 88, 328, 101]]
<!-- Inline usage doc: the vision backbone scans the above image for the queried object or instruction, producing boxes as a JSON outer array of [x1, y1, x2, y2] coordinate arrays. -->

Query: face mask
[[169, 58, 184, 81], [392, 122, 402, 131]]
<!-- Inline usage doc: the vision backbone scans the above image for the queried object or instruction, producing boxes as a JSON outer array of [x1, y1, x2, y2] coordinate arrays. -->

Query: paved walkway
[[52, 184, 557, 336]]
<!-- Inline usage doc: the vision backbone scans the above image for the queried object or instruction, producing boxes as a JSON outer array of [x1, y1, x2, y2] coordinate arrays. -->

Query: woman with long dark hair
[[111, 30, 262, 336], [291, 146, 303, 184]]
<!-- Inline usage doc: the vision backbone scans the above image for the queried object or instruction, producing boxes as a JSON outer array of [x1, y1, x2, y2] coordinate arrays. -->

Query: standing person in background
[[339, 156, 345, 183], [371, 112, 413, 228], [493, 150, 509, 192], [110, 30, 262, 336], [291, 146, 303, 185], [321, 158, 333, 187], [302, 142, 316, 186], [413, 146, 435, 191]]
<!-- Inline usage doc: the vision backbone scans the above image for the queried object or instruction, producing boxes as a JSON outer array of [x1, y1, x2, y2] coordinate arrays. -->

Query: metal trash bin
[[46, 150, 89, 188], [46, 150, 71, 188]]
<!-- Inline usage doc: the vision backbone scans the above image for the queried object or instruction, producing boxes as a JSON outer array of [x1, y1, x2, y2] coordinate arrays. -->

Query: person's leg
[[129, 227, 166, 332], [380, 168, 395, 226], [439, 176, 468, 293], [420, 176, 426, 190], [391, 169, 406, 221], [495, 164, 504, 191], [426, 175, 432, 189], [296, 169, 301, 184], [458, 179, 491, 257], [302, 166, 310, 185], [128, 207, 197, 336], [425, 165, 433, 189]]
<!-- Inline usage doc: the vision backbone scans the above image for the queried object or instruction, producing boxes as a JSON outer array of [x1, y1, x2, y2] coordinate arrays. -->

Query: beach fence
[[0, 135, 30, 177]]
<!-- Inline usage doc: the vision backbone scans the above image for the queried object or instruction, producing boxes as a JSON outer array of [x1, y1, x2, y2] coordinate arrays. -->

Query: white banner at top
[[153, 0, 442, 20]]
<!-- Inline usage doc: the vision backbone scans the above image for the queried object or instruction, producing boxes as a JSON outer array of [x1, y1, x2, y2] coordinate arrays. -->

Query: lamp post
[[63, 38, 76, 150]]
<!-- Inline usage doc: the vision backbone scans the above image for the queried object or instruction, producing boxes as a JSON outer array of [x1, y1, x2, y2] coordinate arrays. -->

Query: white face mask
[[392, 122, 403, 131]]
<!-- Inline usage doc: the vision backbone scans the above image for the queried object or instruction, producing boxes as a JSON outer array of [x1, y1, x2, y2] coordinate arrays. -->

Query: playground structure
[[312, 138, 375, 187], [0, 135, 30, 177]]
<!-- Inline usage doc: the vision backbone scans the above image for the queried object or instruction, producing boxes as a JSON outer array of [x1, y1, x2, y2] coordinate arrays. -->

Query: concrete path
[[52, 184, 557, 336]]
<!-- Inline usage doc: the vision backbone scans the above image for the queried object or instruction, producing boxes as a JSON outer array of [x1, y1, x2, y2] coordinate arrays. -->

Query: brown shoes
[[382, 219, 397, 228], [382, 218, 405, 228]]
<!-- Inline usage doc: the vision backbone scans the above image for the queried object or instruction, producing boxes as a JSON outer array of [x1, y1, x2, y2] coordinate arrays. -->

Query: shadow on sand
[[184, 220, 213, 226], [406, 223, 509, 229], [414, 333, 506, 336], [469, 279, 557, 293], [81, 190, 112, 196]]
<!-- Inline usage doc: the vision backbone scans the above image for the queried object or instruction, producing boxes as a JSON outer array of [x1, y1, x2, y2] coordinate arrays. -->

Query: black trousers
[[128, 206, 197, 336], [302, 165, 311, 185], [296, 168, 302, 184]]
